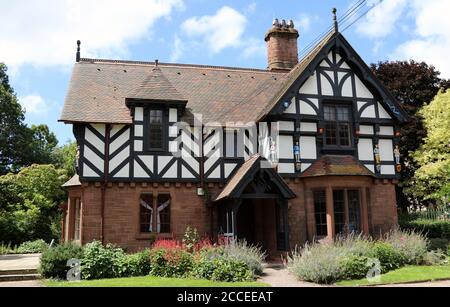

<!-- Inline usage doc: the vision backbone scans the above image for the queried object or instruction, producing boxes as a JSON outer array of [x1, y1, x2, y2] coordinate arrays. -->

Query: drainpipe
[[100, 124, 112, 244]]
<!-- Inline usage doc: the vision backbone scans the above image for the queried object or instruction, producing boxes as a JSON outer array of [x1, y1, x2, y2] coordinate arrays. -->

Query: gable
[[265, 32, 408, 123]]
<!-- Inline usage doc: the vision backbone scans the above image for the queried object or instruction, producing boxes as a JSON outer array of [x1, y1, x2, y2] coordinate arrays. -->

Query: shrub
[[116, 249, 151, 277], [39, 242, 83, 280], [340, 255, 371, 280], [183, 226, 200, 252], [153, 239, 184, 250], [428, 238, 449, 253], [422, 251, 449, 266], [401, 219, 450, 239], [0, 242, 16, 255], [369, 242, 406, 273], [16, 239, 49, 254], [149, 248, 193, 278], [288, 242, 348, 284], [385, 229, 428, 264], [288, 235, 373, 284], [221, 241, 266, 276], [81, 241, 125, 280], [192, 257, 253, 282]]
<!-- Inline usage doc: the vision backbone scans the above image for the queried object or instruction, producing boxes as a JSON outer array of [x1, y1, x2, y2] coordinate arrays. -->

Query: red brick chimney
[[265, 19, 299, 71]]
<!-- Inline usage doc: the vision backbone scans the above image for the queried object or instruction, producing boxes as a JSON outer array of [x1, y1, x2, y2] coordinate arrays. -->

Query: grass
[[46, 276, 269, 287], [337, 263, 450, 286]]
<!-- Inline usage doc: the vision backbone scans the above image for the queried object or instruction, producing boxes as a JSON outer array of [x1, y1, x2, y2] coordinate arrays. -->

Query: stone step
[[0, 274, 40, 282], [0, 268, 38, 276]]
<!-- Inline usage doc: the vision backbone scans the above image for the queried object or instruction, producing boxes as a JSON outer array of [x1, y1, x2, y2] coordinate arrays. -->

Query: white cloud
[[244, 3, 257, 15], [181, 6, 247, 54], [170, 35, 185, 62], [241, 39, 266, 59], [19, 94, 48, 115], [296, 14, 312, 32], [356, 0, 408, 38], [391, 0, 450, 78], [0, 0, 184, 69], [355, 0, 450, 78]]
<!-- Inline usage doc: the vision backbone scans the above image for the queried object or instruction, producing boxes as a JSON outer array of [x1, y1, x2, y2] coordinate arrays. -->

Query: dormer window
[[324, 104, 352, 148], [144, 107, 167, 152], [149, 109, 164, 150]]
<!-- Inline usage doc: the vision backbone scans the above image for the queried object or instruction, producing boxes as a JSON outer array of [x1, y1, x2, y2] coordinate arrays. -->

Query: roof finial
[[76, 40, 81, 62], [332, 8, 338, 33]]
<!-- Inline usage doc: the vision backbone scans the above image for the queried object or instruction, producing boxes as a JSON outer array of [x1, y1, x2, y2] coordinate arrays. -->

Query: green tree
[[371, 60, 450, 210], [406, 90, 450, 204], [0, 63, 31, 174], [0, 63, 60, 173], [51, 141, 77, 178], [28, 124, 58, 165], [0, 165, 67, 245]]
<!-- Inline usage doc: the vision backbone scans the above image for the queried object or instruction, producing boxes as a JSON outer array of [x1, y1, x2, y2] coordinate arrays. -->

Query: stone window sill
[[135, 233, 173, 241]]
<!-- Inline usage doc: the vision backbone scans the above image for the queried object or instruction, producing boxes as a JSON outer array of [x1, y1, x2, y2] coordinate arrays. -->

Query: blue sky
[[2, 0, 449, 145]]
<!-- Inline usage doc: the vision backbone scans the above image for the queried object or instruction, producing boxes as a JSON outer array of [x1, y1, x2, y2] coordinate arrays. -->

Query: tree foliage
[[371, 60, 450, 209], [0, 165, 67, 245], [0, 63, 31, 174], [0, 63, 60, 174], [51, 141, 77, 178], [406, 90, 450, 204]]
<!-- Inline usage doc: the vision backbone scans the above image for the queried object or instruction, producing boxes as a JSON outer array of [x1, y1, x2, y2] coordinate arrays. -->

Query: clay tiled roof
[[62, 175, 81, 187], [215, 155, 261, 202], [127, 66, 187, 102], [215, 154, 296, 201], [60, 60, 287, 124], [301, 155, 375, 178]]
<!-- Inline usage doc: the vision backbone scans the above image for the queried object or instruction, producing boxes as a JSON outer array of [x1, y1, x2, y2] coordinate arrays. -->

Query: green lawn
[[337, 263, 450, 286], [46, 276, 269, 287]]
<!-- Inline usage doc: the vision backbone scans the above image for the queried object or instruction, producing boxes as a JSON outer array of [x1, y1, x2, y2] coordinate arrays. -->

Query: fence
[[401, 207, 450, 222]]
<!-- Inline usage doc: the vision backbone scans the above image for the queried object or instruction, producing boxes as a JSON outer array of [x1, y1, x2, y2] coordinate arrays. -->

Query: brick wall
[[77, 182, 212, 252], [65, 176, 398, 252]]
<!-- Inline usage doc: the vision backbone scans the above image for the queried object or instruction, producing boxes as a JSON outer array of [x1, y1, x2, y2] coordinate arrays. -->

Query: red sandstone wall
[[80, 182, 211, 252], [66, 177, 399, 253]]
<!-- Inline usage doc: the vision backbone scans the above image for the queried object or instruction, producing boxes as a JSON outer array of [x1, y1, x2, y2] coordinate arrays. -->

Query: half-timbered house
[[60, 17, 408, 255]]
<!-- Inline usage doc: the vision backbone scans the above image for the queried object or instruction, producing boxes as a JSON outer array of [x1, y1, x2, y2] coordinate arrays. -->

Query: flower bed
[[288, 229, 447, 284], [39, 228, 266, 283]]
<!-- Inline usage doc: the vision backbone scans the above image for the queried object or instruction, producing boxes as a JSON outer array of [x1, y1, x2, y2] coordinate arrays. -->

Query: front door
[[275, 200, 288, 251]]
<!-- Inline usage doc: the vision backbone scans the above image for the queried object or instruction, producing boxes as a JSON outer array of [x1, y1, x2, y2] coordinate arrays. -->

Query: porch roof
[[214, 155, 296, 202], [301, 155, 375, 178], [62, 174, 81, 188]]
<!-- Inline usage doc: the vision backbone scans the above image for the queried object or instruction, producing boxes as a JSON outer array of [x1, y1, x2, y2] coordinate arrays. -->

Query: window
[[139, 193, 171, 233], [333, 189, 362, 235], [314, 190, 327, 237], [333, 190, 346, 235], [324, 104, 352, 147], [157, 194, 171, 234], [225, 129, 238, 158], [73, 198, 81, 241], [348, 190, 361, 233], [148, 109, 164, 150]]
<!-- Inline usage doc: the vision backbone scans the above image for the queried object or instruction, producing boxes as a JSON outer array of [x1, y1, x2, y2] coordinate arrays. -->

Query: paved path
[[0, 280, 42, 287], [259, 264, 450, 287], [0, 254, 41, 271], [259, 264, 327, 287]]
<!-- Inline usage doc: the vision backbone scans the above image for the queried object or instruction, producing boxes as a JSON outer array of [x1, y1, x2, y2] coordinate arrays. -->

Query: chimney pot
[[265, 19, 299, 71]]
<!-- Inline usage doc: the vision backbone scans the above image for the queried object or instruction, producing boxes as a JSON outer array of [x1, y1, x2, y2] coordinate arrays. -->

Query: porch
[[214, 155, 296, 256]]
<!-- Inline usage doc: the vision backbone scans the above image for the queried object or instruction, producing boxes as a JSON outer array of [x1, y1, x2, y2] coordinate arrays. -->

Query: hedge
[[400, 219, 450, 239]]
